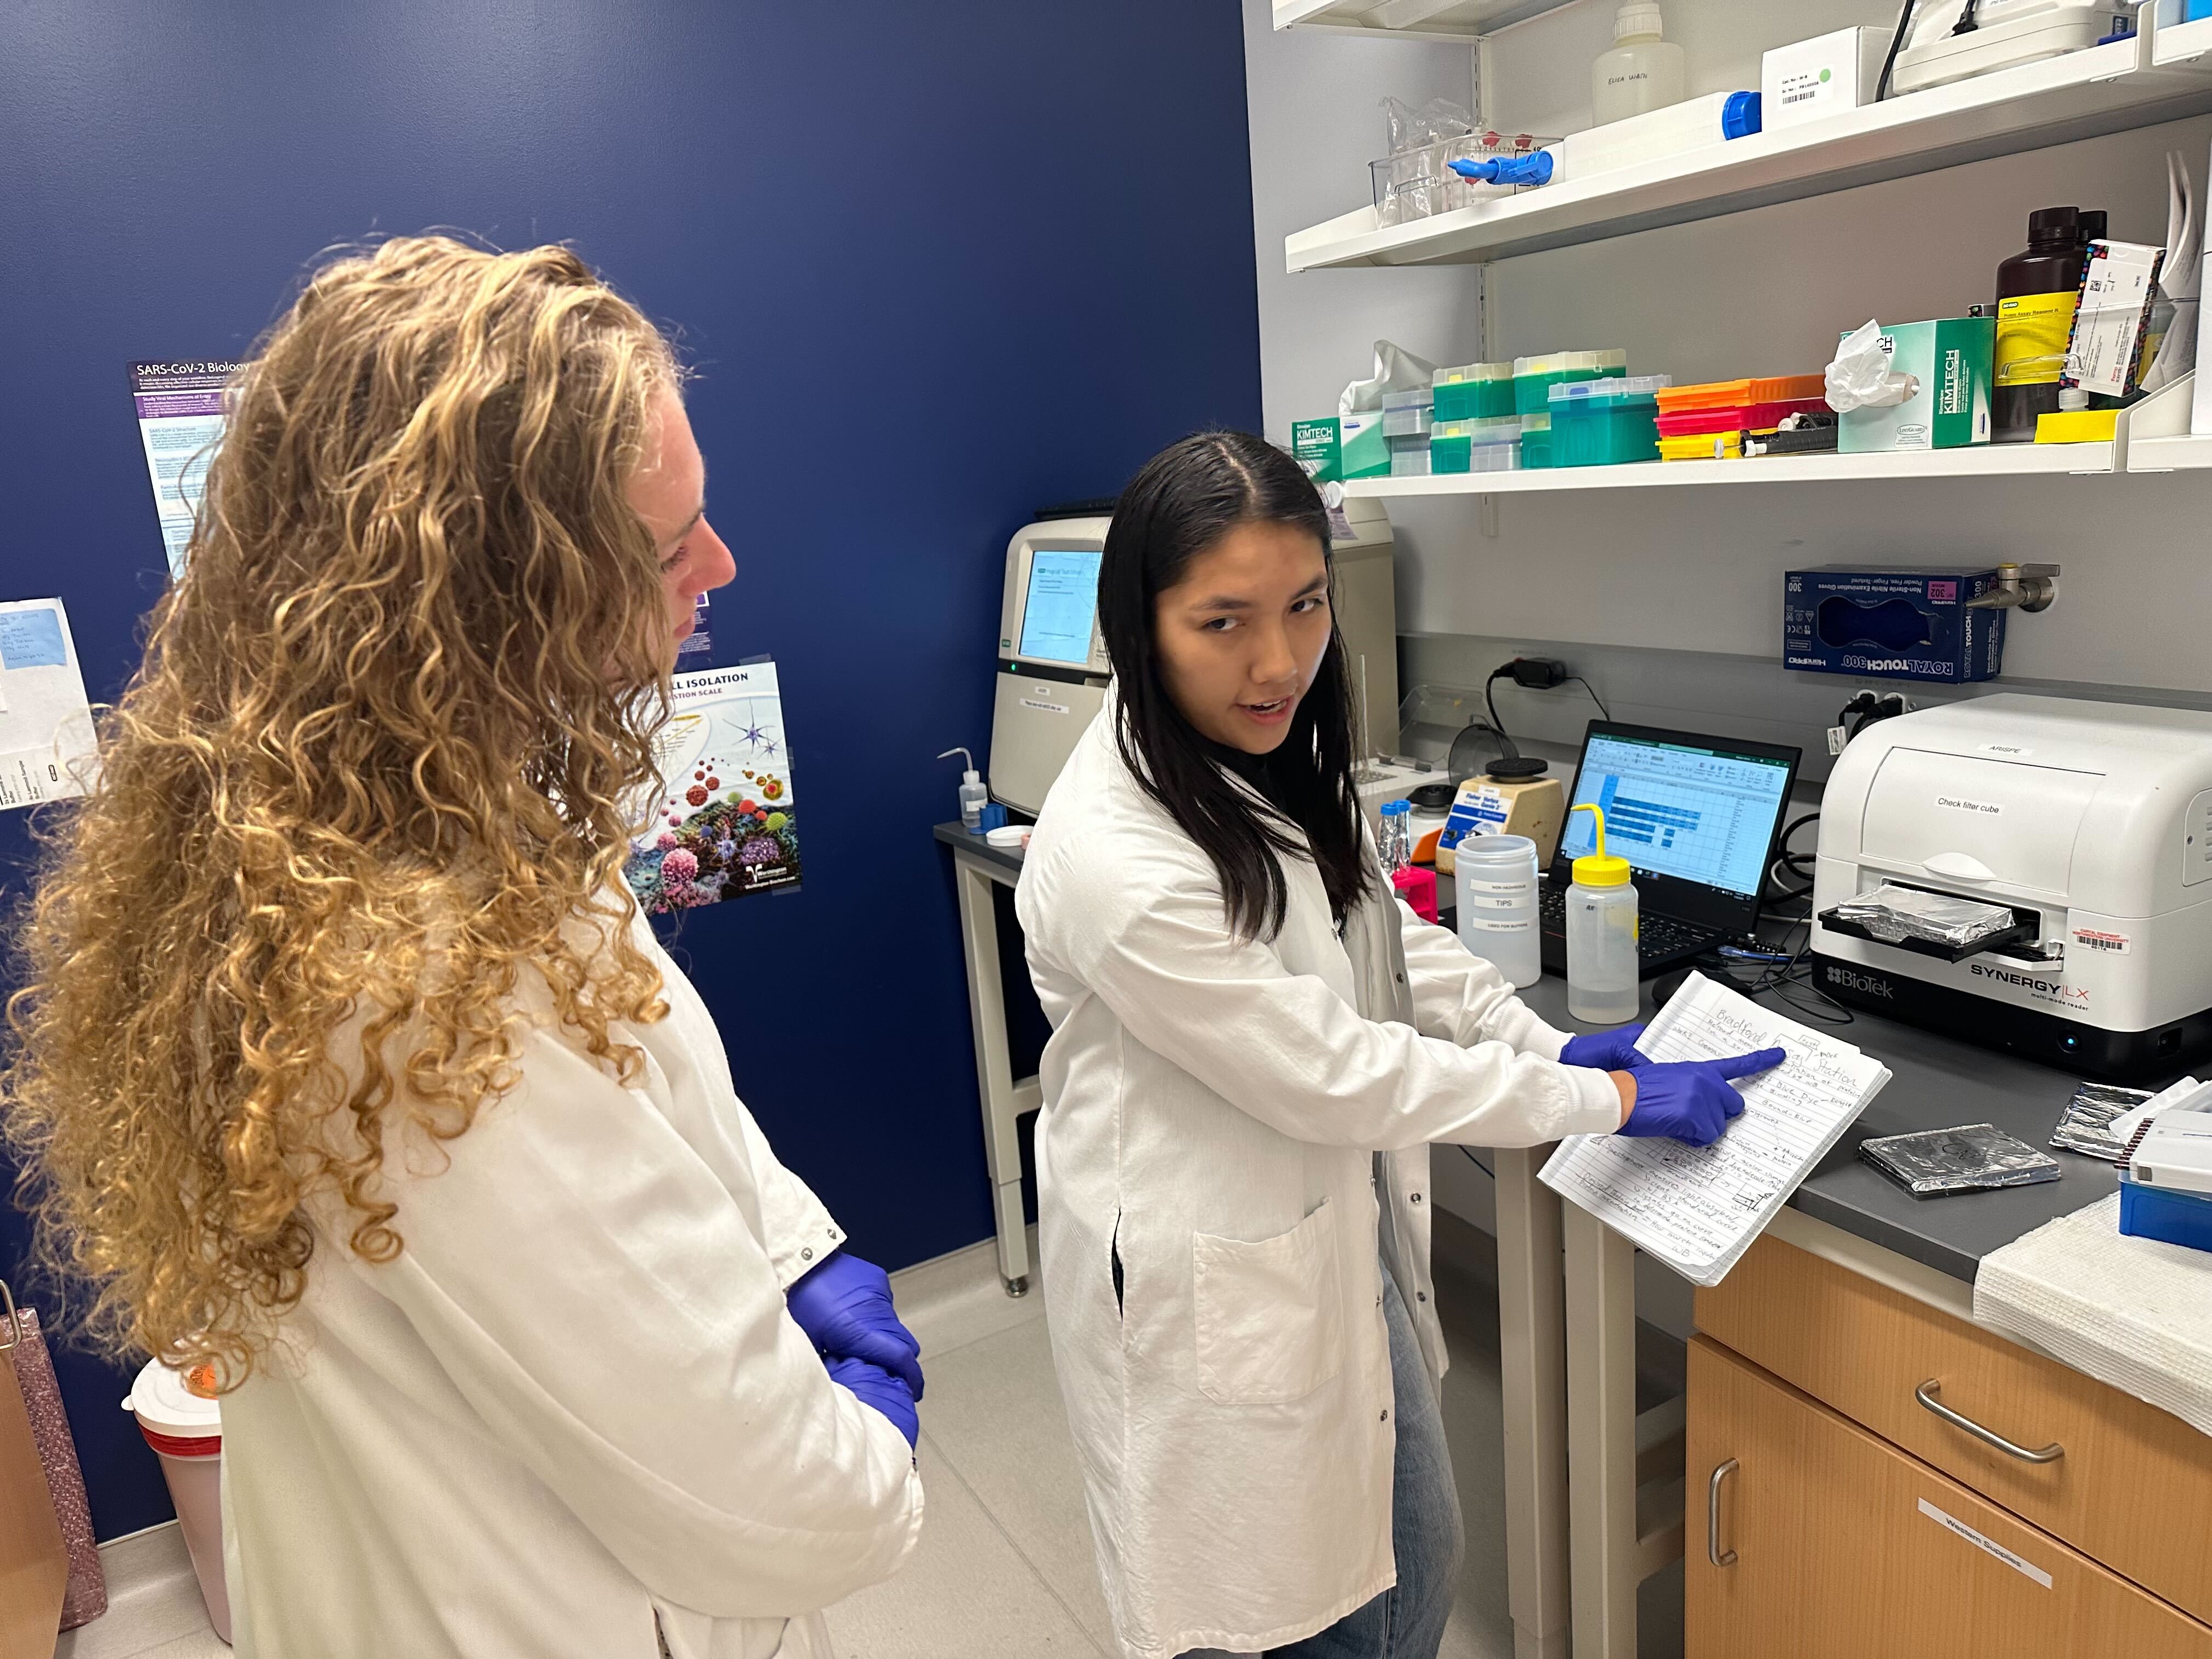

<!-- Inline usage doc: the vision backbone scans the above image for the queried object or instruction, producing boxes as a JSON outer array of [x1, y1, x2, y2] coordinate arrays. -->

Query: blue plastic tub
[[2118, 1170, 2212, 1254]]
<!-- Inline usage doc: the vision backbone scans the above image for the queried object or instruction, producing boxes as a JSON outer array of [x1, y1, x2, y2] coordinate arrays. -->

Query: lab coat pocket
[[1191, 1198, 1345, 1406]]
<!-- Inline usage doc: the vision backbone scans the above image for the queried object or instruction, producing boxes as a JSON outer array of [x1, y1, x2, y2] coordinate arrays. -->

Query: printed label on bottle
[[1463, 877, 1532, 896], [1995, 291, 2079, 388], [1462, 915, 1533, 934]]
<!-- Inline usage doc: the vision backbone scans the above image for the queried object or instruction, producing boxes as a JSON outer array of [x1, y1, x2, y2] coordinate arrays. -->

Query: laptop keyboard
[[1538, 887, 1715, 963]]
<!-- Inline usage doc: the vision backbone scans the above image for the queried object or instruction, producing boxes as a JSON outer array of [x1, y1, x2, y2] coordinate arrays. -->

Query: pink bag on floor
[[6, 1301, 106, 1630]]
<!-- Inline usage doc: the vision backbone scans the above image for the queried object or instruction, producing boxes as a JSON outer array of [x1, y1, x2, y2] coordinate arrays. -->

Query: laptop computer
[[1537, 721, 1803, 979]]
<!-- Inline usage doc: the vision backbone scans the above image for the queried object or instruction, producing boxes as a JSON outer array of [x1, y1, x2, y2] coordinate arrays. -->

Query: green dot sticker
[[1820, 67, 1832, 82]]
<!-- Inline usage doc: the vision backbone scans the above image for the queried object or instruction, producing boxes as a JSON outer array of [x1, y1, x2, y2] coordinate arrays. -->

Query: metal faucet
[[1963, 562, 2059, 613]]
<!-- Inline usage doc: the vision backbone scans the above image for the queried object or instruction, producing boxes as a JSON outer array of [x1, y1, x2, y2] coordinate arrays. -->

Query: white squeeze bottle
[[1592, 1, 1686, 126], [1565, 803, 1639, 1025], [939, 747, 988, 831]]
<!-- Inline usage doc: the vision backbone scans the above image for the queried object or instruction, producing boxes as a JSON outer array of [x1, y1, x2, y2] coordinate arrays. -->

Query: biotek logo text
[[1825, 967, 1894, 998]]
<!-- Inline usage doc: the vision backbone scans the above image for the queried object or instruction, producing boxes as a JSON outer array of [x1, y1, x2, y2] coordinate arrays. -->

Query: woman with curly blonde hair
[[3, 236, 923, 1658]]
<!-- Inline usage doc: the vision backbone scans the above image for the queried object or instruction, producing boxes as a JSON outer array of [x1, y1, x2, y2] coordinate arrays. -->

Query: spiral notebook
[[1539, 972, 1893, 1288]]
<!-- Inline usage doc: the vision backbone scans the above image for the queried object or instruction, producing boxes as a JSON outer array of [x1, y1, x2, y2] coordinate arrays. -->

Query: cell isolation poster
[[625, 661, 800, 913], [131, 362, 237, 579]]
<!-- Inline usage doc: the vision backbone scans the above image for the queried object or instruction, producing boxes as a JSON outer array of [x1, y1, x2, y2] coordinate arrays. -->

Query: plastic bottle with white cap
[[1454, 832, 1542, 989], [1565, 803, 1640, 1025], [1592, 1, 1687, 126]]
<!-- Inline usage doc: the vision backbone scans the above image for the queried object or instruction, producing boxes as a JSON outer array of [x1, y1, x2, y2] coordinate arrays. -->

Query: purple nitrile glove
[[1618, 1048, 1787, 1147], [786, 1250, 925, 1398], [1559, 1025, 1651, 1073], [827, 1353, 919, 1448]]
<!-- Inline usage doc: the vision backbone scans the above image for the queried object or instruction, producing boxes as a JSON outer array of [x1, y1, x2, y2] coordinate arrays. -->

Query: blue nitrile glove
[[786, 1251, 926, 1399], [1618, 1048, 1788, 1147], [827, 1353, 919, 1448], [1559, 1025, 1651, 1073]]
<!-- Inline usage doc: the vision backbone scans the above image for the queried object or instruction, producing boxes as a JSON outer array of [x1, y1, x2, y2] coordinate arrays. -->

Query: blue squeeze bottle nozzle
[[1449, 151, 1555, 188]]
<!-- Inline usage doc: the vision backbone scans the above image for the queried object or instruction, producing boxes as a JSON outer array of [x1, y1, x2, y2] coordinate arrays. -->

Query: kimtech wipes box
[[1291, 412, 1389, 483], [1783, 565, 2007, 682], [1838, 315, 1994, 452]]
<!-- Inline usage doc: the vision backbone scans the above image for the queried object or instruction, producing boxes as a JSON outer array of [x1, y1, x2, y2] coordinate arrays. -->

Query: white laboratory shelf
[[2118, 370, 2209, 468], [2154, 12, 2212, 63], [1285, 27, 2212, 271], [1343, 441, 2119, 499], [1272, 0, 1571, 43], [2128, 430, 2212, 466]]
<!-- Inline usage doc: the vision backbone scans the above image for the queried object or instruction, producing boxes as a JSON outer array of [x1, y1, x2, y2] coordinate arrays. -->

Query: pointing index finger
[[1711, 1046, 1788, 1081]]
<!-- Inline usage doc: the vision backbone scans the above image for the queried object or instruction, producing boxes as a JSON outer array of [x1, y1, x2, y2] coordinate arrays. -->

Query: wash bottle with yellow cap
[[1566, 803, 1639, 1025]]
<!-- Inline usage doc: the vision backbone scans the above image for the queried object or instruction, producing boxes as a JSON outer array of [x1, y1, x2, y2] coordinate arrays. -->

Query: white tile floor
[[70, 1216, 1684, 1659], [830, 1218, 1685, 1659]]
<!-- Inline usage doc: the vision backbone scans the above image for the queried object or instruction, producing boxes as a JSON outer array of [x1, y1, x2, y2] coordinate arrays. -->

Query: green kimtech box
[[1291, 411, 1390, 483], [1838, 315, 1995, 453]]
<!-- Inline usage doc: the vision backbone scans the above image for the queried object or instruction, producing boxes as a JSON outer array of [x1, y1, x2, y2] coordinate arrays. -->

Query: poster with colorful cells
[[625, 661, 800, 914]]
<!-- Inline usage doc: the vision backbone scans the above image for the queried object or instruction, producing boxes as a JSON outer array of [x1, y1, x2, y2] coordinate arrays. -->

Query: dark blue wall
[[0, 1, 1259, 1539]]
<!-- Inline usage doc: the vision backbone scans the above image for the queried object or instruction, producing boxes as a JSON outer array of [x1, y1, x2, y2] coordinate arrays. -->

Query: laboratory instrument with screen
[[1810, 695, 2212, 1077], [985, 498, 1403, 818], [990, 515, 1113, 818]]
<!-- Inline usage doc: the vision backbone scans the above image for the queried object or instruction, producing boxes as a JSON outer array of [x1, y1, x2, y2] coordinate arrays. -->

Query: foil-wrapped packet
[[1826, 883, 2022, 952], [1860, 1124, 2061, 1197], [2051, 1081, 2157, 1163]]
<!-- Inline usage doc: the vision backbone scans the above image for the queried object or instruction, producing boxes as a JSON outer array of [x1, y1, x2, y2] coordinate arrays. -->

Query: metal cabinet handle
[[1707, 1459, 1739, 1567], [1915, 1380, 2064, 1463]]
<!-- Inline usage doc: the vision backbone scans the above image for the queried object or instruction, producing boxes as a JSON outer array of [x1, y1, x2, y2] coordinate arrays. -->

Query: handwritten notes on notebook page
[[1539, 972, 1892, 1287]]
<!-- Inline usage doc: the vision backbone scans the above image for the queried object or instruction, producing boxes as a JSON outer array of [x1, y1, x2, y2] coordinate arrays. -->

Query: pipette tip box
[[2119, 1171, 2212, 1255]]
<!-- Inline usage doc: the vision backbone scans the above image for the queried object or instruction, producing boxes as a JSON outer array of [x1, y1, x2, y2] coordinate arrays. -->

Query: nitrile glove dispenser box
[[1783, 565, 2007, 682]]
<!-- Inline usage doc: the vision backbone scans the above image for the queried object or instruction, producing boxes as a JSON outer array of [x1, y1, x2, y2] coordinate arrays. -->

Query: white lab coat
[[1015, 709, 1621, 1659], [221, 898, 923, 1659]]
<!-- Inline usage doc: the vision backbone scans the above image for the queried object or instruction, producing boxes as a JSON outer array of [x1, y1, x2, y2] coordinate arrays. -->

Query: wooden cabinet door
[[1686, 1337, 2212, 1659], [1699, 1233, 2212, 1623]]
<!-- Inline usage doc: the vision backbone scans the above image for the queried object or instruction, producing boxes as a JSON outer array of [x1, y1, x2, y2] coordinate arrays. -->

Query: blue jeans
[[1184, 1263, 1465, 1659]]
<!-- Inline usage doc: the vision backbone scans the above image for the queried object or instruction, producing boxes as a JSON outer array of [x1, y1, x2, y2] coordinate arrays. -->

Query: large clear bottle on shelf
[[1592, 1, 1687, 126]]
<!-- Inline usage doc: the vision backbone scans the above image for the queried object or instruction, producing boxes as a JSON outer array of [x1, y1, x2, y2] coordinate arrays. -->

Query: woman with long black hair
[[1015, 432, 1779, 1659]]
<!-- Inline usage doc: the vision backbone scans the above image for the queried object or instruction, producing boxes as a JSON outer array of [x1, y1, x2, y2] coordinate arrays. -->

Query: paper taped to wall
[[1539, 972, 1892, 1286], [131, 362, 236, 580], [0, 599, 97, 810]]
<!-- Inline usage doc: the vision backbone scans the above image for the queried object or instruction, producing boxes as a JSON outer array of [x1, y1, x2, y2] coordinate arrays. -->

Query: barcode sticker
[[2071, 927, 2132, 956]]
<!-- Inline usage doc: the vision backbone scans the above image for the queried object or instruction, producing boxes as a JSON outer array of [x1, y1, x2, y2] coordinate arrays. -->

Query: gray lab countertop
[[1519, 970, 2160, 1285], [935, 821, 2142, 1286], [934, 820, 1026, 878]]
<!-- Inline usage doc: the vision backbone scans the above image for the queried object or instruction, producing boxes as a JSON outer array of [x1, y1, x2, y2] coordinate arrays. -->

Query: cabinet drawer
[[1697, 1233, 2212, 1624], [1688, 1338, 2212, 1658]]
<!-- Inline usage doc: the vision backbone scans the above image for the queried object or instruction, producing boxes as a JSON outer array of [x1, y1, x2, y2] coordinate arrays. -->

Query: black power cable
[[1876, 0, 1918, 100], [1486, 658, 1611, 752]]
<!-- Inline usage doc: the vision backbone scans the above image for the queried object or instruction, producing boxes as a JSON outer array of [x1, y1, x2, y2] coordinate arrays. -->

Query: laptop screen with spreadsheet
[[1554, 722, 1802, 932]]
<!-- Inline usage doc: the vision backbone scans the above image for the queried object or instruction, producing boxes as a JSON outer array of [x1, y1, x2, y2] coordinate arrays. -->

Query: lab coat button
[[800, 1247, 815, 1262], [1380, 1409, 1390, 1422], [1410, 1193, 1423, 1204], [1418, 1291, 1428, 1303]]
